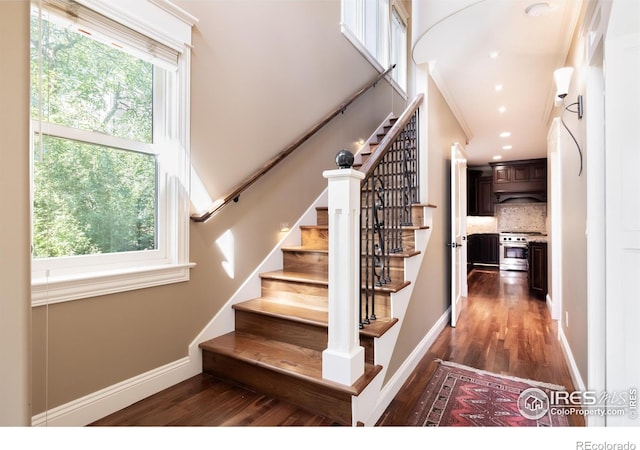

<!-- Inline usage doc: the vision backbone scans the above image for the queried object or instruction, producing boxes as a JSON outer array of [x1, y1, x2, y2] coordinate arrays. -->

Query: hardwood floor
[[90, 372, 339, 426], [377, 269, 583, 426], [90, 269, 582, 427]]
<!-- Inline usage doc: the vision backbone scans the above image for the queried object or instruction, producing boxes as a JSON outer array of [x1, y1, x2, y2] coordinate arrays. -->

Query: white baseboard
[[557, 325, 586, 393], [31, 356, 193, 427], [558, 325, 597, 425], [366, 306, 451, 424]]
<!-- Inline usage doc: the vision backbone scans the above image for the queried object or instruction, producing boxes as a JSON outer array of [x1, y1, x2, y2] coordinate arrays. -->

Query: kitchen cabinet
[[476, 176, 494, 215], [467, 169, 494, 216], [528, 241, 548, 297], [490, 158, 547, 203], [467, 169, 481, 216], [467, 233, 499, 270]]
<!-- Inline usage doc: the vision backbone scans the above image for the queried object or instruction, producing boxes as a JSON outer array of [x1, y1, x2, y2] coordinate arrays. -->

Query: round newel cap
[[335, 149, 354, 169]]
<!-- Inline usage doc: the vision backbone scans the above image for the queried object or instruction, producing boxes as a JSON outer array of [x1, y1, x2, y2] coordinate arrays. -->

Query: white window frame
[[390, 4, 408, 92], [30, 0, 197, 306], [341, 0, 407, 96]]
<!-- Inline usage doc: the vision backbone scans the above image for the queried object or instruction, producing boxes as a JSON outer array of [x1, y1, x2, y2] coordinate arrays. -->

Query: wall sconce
[[553, 67, 584, 175]]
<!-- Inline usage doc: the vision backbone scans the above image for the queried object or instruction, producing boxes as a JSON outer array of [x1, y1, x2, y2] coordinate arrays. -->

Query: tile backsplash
[[466, 216, 498, 234], [496, 203, 547, 232]]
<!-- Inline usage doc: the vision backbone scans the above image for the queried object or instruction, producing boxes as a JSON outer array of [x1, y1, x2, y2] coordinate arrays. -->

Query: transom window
[[30, 0, 195, 305], [341, 0, 408, 94], [390, 6, 408, 92]]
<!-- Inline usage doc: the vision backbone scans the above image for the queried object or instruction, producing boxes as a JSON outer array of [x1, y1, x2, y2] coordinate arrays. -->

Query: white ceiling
[[412, 0, 583, 166]]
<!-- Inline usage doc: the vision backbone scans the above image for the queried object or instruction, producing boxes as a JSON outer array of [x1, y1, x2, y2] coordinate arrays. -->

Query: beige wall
[[23, 0, 406, 416], [386, 73, 466, 377], [0, 1, 32, 426], [553, 2, 592, 384]]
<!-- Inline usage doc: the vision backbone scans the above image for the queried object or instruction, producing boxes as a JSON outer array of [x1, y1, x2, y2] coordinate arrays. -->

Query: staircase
[[198, 106, 433, 426]]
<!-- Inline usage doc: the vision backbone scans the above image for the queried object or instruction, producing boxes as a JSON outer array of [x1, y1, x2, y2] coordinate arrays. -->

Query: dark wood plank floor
[[377, 269, 583, 426], [90, 269, 582, 426]]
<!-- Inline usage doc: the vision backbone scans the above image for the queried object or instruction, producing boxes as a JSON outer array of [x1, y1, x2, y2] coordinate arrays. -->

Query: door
[[450, 143, 468, 327], [604, 7, 640, 426]]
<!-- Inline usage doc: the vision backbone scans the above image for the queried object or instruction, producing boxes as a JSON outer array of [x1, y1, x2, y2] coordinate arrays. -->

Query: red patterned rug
[[409, 360, 569, 426]]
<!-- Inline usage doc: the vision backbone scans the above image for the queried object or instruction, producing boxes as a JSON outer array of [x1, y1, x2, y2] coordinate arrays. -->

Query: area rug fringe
[[435, 359, 566, 391]]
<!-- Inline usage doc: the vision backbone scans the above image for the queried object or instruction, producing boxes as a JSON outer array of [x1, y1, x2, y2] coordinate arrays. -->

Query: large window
[[30, 0, 195, 305], [341, 0, 408, 94]]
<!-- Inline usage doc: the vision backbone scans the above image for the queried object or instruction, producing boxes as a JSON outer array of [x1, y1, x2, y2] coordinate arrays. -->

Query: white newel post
[[322, 152, 365, 386]]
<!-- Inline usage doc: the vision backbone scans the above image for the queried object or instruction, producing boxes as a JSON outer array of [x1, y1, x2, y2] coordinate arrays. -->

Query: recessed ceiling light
[[525, 2, 551, 17], [493, 155, 503, 160], [489, 51, 500, 59], [503, 145, 513, 150], [500, 132, 511, 138], [495, 84, 503, 92], [498, 106, 506, 113]]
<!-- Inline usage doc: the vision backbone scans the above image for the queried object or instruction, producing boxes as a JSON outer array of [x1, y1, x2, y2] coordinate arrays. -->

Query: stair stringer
[[186, 189, 329, 375], [351, 206, 435, 426]]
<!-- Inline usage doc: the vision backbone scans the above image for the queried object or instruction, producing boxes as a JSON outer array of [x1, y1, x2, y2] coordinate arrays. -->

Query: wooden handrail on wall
[[190, 65, 396, 223]]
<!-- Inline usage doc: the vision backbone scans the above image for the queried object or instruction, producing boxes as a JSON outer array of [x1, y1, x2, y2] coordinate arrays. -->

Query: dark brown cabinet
[[467, 169, 481, 215], [476, 176, 494, 215], [528, 241, 548, 298], [468, 233, 499, 270], [467, 169, 494, 216], [490, 158, 547, 203]]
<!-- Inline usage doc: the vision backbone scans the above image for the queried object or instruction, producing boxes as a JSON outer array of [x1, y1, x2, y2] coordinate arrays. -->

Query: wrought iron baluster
[[362, 178, 372, 327], [393, 140, 402, 253], [357, 99, 421, 329]]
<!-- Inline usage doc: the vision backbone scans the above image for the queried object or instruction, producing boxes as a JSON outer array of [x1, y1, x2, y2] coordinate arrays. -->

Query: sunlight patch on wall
[[216, 229, 235, 279], [190, 166, 216, 215]]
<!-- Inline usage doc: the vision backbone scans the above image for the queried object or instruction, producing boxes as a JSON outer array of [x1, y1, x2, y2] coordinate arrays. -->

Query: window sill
[[31, 262, 196, 307]]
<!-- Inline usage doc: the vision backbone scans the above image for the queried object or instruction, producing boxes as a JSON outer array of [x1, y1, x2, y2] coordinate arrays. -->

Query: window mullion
[[33, 120, 157, 155]]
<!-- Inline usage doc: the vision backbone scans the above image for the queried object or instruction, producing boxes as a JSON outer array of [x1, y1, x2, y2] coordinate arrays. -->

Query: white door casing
[[604, 0, 640, 426], [450, 142, 468, 327]]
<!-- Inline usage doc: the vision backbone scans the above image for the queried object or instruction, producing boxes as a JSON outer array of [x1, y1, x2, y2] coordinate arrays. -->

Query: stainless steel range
[[499, 232, 543, 271]]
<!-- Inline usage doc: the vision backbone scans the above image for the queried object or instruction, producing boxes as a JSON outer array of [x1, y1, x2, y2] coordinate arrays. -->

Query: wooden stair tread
[[360, 317, 398, 338], [283, 246, 419, 259], [388, 249, 420, 258], [261, 269, 410, 293], [260, 270, 328, 285], [282, 246, 328, 254], [404, 225, 431, 230], [371, 279, 411, 293], [234, 296, 399, 336], [199, 331, 382, 394], [300, 223, 429, 232], [234, 297, 327, 325], [316, 203, 434, 209]]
